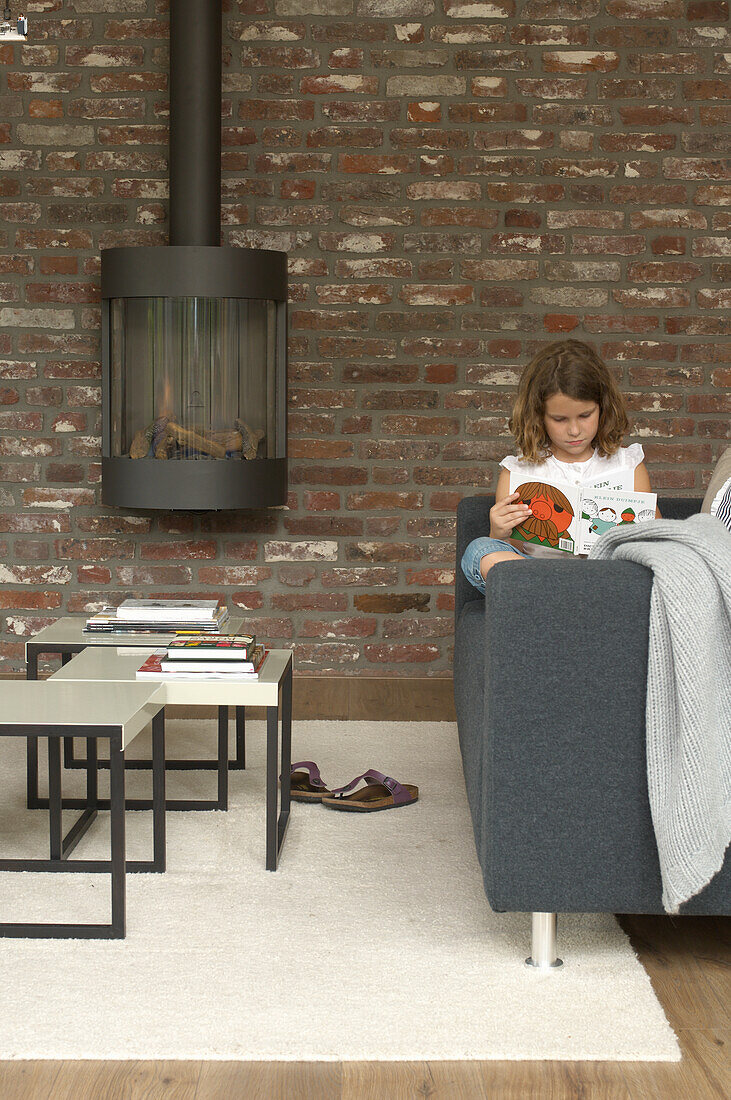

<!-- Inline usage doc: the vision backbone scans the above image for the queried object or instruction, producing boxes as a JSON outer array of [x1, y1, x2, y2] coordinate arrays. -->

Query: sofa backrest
[[455, 495, 703, 623]]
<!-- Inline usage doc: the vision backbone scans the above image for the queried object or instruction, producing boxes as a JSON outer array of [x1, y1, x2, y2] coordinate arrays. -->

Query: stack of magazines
[[84, 598, 229, 635], [136, 634, 266, 681]]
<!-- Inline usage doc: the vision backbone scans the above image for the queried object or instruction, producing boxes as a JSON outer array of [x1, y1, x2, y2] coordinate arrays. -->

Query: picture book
[[507, 469, 657, 556], [116, 599, 224, 622], [136, 647, 267, 681], [165, 635, 256, 660], [84, 616, 225, 634], [159, 651, 263, 674]]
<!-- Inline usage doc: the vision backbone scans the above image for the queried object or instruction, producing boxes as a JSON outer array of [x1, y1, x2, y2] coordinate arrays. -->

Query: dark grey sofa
[[454, 495, 730, 962]]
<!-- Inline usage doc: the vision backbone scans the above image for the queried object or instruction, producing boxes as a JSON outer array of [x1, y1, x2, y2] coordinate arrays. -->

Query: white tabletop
[[50, 646, 292, 708], [25, 616, 247, 655], [0, 681, 164, 750]]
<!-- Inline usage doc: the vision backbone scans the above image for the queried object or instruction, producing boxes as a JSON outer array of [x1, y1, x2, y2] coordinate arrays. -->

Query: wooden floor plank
[[618, 915, 729, 1031], [427, 1059, 630, 1100], [620, 1029, 730, 1100], [423, 1061, 491, 1099], [676, 917, 731, 1030], [49, 1060, 200, 1100], [341, 1061, 433, 1100], [683, 1029, 731, 1099], [0, 1062, 60, 1100], [560, 1061, 633, 1099], [195, 1061, 341, 1100]]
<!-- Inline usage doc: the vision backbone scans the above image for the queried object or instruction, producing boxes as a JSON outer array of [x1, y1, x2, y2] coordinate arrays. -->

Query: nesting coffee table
[[25, 617, 250, 812], [0, 680, 165, 940], [51, 646, 293, 871]]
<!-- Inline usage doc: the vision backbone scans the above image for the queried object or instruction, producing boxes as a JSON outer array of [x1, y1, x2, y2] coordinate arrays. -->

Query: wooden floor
[[1, 677, 728, 1100]]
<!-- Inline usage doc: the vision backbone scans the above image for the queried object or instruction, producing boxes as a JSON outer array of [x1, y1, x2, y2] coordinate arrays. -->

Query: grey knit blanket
[[590, 513, 731, 912]]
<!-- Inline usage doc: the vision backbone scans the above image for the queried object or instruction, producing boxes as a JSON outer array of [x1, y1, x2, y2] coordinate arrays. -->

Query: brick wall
[[0, 0, 729, 676]]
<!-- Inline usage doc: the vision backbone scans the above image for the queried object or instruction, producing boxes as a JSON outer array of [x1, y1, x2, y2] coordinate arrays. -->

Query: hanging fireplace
[[100, 0, 287, 511]]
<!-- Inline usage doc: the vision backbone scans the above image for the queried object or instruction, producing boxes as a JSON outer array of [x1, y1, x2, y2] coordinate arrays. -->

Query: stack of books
[[136, 634, 266, 681], [84, 599, 229, 635]]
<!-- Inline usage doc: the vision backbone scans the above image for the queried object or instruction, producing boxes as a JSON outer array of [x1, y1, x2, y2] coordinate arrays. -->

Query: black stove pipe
[[169, 0, 222, 247]]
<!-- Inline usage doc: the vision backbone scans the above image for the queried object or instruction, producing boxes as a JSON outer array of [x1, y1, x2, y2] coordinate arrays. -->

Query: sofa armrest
[[454, 494, 702, 631], [481, 558, 665, 913]]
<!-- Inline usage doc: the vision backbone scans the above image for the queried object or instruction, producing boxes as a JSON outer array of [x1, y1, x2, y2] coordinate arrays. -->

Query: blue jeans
[[461, 536, 528, 594]]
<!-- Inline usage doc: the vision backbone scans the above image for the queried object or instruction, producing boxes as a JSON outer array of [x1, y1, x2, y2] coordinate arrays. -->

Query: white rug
[[0, 720, 679, 1061]]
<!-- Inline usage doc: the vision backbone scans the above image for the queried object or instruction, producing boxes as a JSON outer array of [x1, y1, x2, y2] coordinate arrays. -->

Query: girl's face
[[543, 392, 600, 463]]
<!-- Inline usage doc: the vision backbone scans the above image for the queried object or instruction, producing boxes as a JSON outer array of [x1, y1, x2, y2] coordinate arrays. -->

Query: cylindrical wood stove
[[100, 0, 287, 511]]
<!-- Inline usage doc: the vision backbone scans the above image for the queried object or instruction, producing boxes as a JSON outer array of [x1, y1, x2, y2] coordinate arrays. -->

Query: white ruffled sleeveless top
[[500, 443, 645, 489]]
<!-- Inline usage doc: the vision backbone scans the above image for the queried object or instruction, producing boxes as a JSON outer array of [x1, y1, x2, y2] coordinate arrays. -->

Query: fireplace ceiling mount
[[100, 0, 287, 511]]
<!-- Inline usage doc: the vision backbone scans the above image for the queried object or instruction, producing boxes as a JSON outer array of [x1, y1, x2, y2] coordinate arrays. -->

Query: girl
[[461, 338, 657, 594]]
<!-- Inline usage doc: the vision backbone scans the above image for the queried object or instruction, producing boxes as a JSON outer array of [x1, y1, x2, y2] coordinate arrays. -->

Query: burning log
[[166, 421, 228, 458], [209, 429, 243, 454], [129, 417, 265, 459], [130, 416, 169, 459], [151, 417, 173, 458], [130, 428, 150, 460], [235, 418, 265, 459], [154, 425, 175, 459]]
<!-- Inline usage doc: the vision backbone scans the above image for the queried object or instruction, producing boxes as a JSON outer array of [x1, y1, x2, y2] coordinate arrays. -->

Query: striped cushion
[[710, 476, 731, 532]]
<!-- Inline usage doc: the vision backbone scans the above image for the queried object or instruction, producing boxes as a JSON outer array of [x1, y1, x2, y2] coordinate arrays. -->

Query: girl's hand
[[490, 491, 532, 540]]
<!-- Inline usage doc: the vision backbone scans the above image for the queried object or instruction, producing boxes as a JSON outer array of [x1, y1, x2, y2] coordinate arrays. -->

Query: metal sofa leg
[[526, 912, 563, 969]]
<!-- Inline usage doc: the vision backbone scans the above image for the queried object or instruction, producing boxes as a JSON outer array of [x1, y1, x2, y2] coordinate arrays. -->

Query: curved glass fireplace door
[[110, 296, 279, 464]]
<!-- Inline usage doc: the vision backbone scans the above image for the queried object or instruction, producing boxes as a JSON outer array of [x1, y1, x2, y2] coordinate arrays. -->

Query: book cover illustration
[[579, 489, 657, 554], [166, 635, 255, 658], [508, 480, 579, 555]]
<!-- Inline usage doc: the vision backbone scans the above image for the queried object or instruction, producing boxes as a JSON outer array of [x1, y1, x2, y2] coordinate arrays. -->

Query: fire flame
[[159, 375, 174, 419]]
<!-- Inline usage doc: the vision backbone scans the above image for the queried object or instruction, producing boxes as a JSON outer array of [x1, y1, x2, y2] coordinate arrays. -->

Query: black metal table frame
[[25, 641, 293, 872], [25, 642, 246, 813], [266, 653, 292, 871], [0, 710, 166, 940]]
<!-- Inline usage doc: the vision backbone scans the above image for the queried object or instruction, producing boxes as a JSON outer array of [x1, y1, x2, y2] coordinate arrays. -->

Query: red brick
[[627, 261, 703, 282], [140, 542, 217, 560], [687, 0, 728, 17], [698, 288, 731, 308], [615, 288, 691, 308], [687, 394, 731, 413], [272, 594, 348, 611], [300, 617, 376, 638], [0, 591, 62, 610], [346, 491, 423, 510], [301, 75, 378, 95], [363, 643, 439, 663], [383, 616, 452, 638], [293, 642, 360, 665], [584, 314, 660, 333], [290, 465, 368, 486], [684, 81, 731, 100], [544, 314, 580, 333], [425, 363, 458, 384], [651, 235, 686, 255]]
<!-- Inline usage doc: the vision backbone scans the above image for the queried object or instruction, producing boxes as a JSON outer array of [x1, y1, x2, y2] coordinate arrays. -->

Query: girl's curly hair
[[509, 339, 629, 463]]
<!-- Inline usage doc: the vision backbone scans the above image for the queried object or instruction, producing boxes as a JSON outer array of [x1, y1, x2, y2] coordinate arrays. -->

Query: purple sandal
[[290, 760, 332, 802], [321, 769, 419, 813]]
